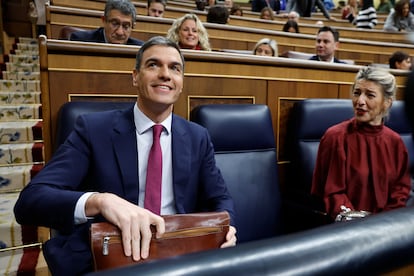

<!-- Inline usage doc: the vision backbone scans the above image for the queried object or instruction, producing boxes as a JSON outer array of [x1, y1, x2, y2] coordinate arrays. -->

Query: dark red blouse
[[311, 118, 411, 219]]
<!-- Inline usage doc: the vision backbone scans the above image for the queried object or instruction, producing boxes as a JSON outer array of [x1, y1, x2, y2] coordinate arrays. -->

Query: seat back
[[190, 104, 282, 242], [287, 98, 354, 194], [58, 26, 86, 40], [386, 100, 414, 173], [55, 101, 134, 151]]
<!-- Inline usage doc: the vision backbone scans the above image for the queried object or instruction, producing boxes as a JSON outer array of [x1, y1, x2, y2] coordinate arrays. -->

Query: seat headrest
[[293, 99, 354, 139], [190, 104, 275, 151], [386, 101, 412, 134], [55, 101, 134, 149]]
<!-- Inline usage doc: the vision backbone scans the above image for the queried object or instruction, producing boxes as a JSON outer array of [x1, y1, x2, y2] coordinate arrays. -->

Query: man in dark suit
[[14, 36, 236, 275], [252, 0, 280, 13], [70, 0, 143, 45], [309, 26, 346, 63]]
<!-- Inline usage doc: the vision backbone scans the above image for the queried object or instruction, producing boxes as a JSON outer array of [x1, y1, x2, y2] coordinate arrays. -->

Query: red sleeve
[[311, 128, 355, 219]]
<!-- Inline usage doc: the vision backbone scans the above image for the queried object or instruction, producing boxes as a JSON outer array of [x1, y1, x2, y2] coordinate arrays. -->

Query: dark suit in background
[[309, 55, 346, 63], [252, 0, 281, 13], [70, 27, 144, 45]]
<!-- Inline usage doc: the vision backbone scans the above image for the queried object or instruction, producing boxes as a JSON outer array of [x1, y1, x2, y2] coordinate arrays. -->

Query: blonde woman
[[166, 13, 211, 51], [252, 38, 278, 56]]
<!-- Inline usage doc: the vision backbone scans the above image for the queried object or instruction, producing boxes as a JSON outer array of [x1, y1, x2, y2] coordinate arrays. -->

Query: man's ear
[[101, 16, 106, 24], [132, 69, 139, 86], [335, 41, 340, 50]]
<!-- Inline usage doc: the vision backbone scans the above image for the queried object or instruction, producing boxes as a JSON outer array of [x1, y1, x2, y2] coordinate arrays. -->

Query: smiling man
[[70, 0, 143, 45], [309, 26, 345, 63], [14, 36, 236, 275]]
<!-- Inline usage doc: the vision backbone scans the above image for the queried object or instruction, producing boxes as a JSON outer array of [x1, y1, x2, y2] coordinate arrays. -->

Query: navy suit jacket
[[69, 27, 144, 46], [309, 55, 346, 64], [14, 106, 234, 275]]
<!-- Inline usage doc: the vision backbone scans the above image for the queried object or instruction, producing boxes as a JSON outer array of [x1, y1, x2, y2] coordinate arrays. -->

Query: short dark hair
[[147, 0, 166, 8], [389, 51, 410, 69], [317, 26, 340, 42], [207, 5, 230, 24], [135, 36, 185, 72], [104, 0, 136, 21]]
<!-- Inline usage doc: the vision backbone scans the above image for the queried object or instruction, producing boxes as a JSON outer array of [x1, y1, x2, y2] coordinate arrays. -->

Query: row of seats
[[56, 99, 413, 240]]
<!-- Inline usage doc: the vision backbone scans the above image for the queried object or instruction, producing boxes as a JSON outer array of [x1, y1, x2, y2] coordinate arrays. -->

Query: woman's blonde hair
[[352, 66, 396, 117], [166, 13, 211, 51], [252, 38, 278, 56]]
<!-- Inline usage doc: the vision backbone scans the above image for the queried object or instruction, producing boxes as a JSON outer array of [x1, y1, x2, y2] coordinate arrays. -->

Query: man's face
[[132, 45, 184, 113], [103, 9, 134, 44], [315, 31, 338, 62], [148, 2, 165, 17]]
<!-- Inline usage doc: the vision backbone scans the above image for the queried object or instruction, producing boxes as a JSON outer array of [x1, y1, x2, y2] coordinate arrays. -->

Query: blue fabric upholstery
[[55, 101, 134, 150], [190, 104, 282, 242], [288, 99, 354, 195]]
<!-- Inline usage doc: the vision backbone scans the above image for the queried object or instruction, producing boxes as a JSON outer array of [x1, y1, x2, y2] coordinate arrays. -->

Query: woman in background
[[312, 66, 411, 220], [355, 0, 378, 28], [341, 0, 358, 22], [389, 51, 412, 70], [260, 7, 275, 20], [166, 13, 211, 50], [252, 38, 278, 56], [384, 0, 414, 31], [283, 19, 300, 32]]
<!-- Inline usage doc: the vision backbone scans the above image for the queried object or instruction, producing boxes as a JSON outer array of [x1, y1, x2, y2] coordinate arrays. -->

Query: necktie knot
[[153, 124, 163, 140]]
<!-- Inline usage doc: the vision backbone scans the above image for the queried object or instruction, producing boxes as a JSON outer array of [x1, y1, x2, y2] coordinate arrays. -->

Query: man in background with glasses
[[70, 0, 143, 45]]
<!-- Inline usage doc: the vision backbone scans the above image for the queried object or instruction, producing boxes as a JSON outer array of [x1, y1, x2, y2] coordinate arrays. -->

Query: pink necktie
[[144, 124, 163, 215]]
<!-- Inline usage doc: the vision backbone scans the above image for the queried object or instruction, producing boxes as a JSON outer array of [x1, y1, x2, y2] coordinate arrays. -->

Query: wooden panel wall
[[46, 5, 414, 65]]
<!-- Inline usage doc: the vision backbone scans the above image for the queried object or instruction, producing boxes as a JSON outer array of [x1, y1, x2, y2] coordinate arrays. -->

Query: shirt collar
[[133, 102, 172, 135]]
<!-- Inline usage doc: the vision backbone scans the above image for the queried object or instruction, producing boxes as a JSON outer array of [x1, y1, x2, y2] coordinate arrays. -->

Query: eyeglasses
[[107, 19, 133, 32]]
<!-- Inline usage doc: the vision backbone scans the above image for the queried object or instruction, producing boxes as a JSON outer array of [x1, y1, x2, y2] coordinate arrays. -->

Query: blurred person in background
[[147, 0, 166, 17], [389, 51, 412, 70], [384, 0, 414, 31], [253, 38, 278, 56]]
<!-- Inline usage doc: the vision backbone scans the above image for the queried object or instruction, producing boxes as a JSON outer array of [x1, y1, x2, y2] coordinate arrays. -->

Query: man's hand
[[220, 226, 237, 248], [85, 193, 165, 261]]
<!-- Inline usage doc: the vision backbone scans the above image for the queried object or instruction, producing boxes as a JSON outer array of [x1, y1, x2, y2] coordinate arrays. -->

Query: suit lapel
[[112, 107, 139, 204], [171, 115, 192, 212]]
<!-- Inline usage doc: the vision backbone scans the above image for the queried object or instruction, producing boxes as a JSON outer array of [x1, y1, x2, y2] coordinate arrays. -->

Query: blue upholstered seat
[[55, 101, 134, 150], [190, 104, 282, 242]]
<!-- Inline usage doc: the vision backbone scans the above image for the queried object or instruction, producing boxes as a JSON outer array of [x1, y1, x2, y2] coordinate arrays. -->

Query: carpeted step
[[12, 49, 39, 56], [8, 54, 39, 65], [0, 91, 41, 104], [2, 71, 40, 81], [6, 62, 39, 73], [0, 80, 40, 92], [0, 104, 41, 121], [0, 164, 43, 193], [0, 142, 44, 165], [0, 121, 43, 143]]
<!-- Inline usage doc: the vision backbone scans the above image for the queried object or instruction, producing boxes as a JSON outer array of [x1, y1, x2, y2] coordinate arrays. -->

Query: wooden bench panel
[[46, 5, 414, 66]]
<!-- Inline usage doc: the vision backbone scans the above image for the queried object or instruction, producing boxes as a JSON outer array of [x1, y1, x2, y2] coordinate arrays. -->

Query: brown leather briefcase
[[90, 211, 230, 271]]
